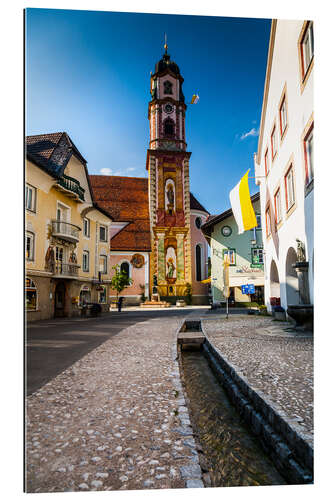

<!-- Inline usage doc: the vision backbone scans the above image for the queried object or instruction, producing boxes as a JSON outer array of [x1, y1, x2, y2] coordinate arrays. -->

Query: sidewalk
[[25, 313, 201, 493], [202, 314, 313, 441]]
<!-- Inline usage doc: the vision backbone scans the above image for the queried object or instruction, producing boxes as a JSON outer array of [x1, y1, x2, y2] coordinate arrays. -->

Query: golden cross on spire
[[164, 32, 168, 53]]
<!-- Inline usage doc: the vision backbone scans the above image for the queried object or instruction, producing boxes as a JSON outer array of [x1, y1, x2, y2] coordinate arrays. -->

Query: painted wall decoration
[[165, 246, 177, 280], [131, 253, 145, 268], [165, 179, 175, 212]]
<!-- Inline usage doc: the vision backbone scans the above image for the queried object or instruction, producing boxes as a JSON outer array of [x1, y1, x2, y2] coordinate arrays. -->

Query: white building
[[254, 19, 314, 312]]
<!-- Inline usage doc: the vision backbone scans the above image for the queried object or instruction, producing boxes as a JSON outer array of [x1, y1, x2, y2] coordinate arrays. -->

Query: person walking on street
[[118, 296, 124, 312]]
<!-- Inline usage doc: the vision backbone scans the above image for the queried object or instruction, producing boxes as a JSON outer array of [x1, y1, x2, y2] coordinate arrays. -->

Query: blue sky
[[25, 8, 271, 214]]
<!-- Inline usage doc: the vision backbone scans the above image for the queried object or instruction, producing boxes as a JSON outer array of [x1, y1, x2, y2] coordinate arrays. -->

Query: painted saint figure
[[167, 257, 175, 278]]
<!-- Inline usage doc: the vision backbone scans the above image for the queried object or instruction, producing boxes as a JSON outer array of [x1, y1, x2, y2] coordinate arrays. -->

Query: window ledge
[[286, 203, 297, 220], [280, 124, 288, 144]]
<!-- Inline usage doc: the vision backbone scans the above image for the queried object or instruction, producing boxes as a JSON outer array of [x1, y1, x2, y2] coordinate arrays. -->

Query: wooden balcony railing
[[57, 174, 85, 202]]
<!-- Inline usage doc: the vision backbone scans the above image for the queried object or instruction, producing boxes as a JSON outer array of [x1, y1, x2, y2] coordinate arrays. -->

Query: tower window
[[164, 118, 175, 137], [164, 80, 173, 95]]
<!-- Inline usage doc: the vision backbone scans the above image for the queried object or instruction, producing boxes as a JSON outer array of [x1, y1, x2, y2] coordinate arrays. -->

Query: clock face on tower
[[164, 103, 173, 114]]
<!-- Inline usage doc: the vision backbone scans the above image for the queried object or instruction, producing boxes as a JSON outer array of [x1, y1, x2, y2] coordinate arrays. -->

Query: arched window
[[164, 80, 173, 95], [26, 278, 37, 310], [164, 118, 175, 137], [196, 244, 202, 282], [120, 261, 130, 279]]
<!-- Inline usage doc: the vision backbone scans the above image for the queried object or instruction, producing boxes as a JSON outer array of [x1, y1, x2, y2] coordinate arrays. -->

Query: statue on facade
[[45, 245, 55, 272], [167, 184, 174, 207], [296, 239, 306, 262]]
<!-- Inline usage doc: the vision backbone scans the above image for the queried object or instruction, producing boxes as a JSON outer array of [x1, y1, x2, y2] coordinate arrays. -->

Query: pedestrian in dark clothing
[[118, 296, 124, 312]]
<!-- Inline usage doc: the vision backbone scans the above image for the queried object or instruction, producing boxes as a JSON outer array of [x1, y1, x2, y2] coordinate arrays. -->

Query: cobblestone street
[[203, 314, 313, 441], [25, 311, 314, 493], [25, 313, 201, 493]]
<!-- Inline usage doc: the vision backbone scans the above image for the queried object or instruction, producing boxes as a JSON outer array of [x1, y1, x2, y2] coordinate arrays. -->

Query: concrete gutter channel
[[176, 318, 313, 486]]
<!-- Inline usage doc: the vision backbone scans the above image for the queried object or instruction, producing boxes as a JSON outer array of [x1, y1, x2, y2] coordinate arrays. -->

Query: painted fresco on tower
[[165, 246, 177, 280]]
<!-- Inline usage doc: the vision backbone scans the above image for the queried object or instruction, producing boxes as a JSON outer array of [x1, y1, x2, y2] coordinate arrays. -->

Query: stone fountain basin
[[287, 305, 313, 328]]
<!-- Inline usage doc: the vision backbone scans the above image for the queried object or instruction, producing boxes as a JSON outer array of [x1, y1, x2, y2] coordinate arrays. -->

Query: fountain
[[287, 240, 313, 330]]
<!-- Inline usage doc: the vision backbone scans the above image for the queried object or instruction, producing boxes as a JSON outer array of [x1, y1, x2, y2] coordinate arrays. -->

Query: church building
[[90, 44, 210, 305]]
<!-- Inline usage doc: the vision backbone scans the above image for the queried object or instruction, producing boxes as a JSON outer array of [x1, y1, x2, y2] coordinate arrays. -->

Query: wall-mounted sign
[[241, 284, 255, 294]]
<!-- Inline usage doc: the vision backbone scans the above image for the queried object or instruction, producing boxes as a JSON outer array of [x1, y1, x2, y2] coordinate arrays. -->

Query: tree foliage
[[110, 265, 133, 299]]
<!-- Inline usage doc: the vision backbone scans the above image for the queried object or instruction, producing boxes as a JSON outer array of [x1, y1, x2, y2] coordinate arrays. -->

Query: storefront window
[[79, 288, 91, 306], [98, 286, 107, 304], [26, 278, 37, 310]]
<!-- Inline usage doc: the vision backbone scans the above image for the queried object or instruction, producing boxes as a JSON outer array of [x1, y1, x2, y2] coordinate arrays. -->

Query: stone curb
[[200, 321, 313, 484], [170, 318, 205, 489]]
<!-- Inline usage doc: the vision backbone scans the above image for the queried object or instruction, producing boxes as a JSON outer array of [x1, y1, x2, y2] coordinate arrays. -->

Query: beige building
[[25, 132, 114, 321]]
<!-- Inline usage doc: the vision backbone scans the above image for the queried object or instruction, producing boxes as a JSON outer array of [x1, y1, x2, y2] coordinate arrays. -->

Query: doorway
[[54, 282, 66, 317]]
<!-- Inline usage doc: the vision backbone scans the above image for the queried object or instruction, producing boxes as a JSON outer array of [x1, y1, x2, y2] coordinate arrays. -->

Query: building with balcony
[[201, 193, 264, 305], [254, 20, 314, 312], [25, 132, 115, 320]]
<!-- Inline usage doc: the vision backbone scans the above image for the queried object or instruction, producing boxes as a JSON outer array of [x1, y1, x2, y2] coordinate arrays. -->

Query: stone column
[[176, 233, 185, 282], [157, 233, 165, 283], [293, 261, 310, 304]]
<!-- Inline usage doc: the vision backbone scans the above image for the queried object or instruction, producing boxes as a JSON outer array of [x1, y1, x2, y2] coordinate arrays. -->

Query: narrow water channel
[[181, 351, 287, 487]]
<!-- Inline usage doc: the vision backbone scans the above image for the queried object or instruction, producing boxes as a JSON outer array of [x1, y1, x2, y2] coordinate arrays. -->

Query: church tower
[[146, 42, 192, 299]]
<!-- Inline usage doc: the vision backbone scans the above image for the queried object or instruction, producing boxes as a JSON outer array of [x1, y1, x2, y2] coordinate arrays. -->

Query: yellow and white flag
[[190, 94, 199, 104], [229, 170, 257, 234]]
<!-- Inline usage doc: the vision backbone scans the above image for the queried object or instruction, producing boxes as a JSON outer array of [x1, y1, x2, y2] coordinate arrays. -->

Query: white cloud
[[99, 168, 113, 175], [240, 128, 259, 140], [99, 167, 139, 176]]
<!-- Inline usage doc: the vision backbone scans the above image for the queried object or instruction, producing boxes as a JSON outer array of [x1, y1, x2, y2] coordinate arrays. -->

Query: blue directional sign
[[241, 284, 255, 295]]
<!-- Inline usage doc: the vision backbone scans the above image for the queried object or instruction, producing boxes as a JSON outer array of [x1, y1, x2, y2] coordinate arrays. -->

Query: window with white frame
[[264, 148, 269, 176], [25, 184, 36, 212], [285, 166, 296, 211], [279, 94, 288, 137], [83, 218, 90, 237], [223, 248, 236, 266], [266, 206, 271, 237], [251, 248, 264, 267], [274, 188, 282, 224], [99, 255, 107, 274], [99, 224, 107, 242], [83, 250, 89, 272], [271, 126, 277, 160], [26, 231, 35, 261], [304, 126, 314, 185], [120, 261, 130, 279], [301, 21, 314, 79], [256, 214, 262, 229]]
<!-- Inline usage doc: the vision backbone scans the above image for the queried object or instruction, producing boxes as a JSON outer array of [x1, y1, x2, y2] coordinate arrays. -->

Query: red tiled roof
[[90, 175, 210, 252], [90, 175, 151, 252]]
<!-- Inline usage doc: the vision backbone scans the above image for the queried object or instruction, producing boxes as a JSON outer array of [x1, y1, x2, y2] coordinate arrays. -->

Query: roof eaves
[[256, 19, 277, 164]]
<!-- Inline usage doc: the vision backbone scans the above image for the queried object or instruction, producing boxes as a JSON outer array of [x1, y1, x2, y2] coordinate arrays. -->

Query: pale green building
[[201, 193, 264, 305]]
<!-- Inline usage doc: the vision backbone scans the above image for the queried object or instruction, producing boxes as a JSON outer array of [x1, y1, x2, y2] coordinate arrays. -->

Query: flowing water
[[181, 351, 287, 487]]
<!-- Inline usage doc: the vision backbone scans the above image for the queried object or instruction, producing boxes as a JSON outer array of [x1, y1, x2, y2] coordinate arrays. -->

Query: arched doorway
[[285, 247, 299, 306], [269, 260, 280, 305], [54, 281, 66, 317]]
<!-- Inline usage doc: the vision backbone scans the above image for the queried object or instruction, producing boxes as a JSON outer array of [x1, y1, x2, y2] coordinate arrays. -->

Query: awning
[[201, 277, 211, 284]]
